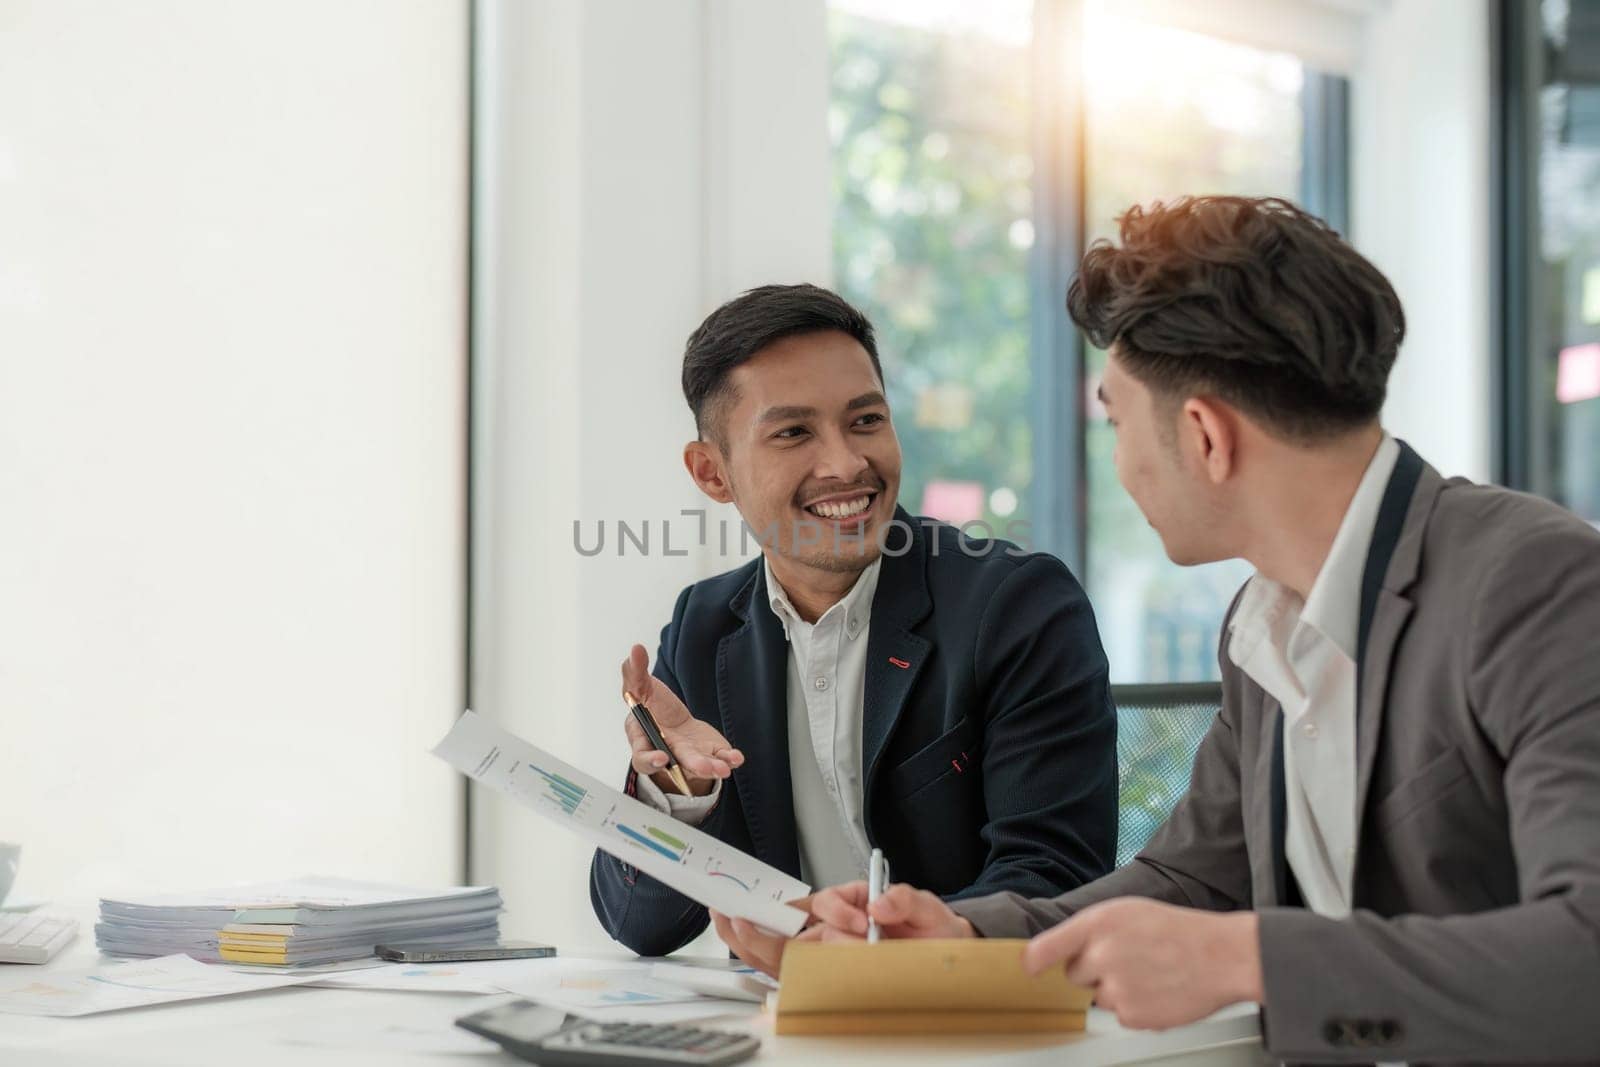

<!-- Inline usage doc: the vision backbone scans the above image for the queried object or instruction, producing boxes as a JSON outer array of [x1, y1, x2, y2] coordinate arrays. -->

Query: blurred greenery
[[830, 7, 1312, 682], [829, 10, 1035, 535]]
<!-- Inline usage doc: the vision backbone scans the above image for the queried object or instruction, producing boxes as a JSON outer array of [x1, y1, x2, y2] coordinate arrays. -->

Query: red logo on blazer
[[888, 656, 911, 669]]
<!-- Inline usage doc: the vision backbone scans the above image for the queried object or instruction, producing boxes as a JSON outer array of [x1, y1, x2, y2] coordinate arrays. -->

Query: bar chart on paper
[[528, 765, 590, 818], [518, 759, 774, 895], [434, 712, 811, 934], [613, 822, 685, 862], [520, 756, 766, 887], [595, 811, 796, 904]]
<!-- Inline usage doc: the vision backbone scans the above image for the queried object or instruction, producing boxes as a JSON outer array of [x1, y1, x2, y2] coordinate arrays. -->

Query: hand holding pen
[[867, 849, 890, 943], [620, 644, 746, 796]]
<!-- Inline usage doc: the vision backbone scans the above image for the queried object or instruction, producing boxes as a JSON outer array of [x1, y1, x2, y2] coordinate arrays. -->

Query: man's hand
[[715, 882, 975, 977], [622, 644, 744, 796], [1020, 898, 1263, 1031], [708, 907, 820, 978], [806, 881, 975, 941]]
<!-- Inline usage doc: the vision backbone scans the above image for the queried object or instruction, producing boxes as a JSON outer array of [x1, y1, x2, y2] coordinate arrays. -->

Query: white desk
[[1, 906, 1262, 1067]]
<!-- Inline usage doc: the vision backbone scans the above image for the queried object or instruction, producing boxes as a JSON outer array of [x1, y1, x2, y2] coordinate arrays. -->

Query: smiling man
[[588, 283, 1117, 956]]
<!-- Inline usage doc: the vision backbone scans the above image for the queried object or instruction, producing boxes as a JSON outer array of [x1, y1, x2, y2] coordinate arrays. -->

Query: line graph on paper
[[702, 859, 753, 892]]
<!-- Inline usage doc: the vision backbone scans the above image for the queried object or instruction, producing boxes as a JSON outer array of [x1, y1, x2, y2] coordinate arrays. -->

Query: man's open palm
[[622, 644, 745, 793]]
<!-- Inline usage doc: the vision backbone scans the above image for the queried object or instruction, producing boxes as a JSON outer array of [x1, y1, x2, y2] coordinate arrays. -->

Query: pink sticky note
[[1557, 342, 1600, 405], [920, 480, 985, 525]]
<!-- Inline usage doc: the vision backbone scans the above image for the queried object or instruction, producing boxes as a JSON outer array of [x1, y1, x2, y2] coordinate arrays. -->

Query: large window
[[831, 2, 1037, 540], [829, 0, 1350, 681], [1499, 0, 1600, 525]]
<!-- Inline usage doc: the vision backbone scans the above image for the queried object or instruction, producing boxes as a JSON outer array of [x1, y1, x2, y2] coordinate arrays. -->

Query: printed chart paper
[[490, 959, 708, 1011], [0, 954, 322, 1017], [432, 711, 810, 934], [304, 962, 502, 994], [490, 960, 754, 1024]]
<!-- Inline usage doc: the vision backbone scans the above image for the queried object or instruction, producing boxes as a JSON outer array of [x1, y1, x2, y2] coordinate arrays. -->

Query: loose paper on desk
[[304, 961, 503, 994], [0, 954, 323, 1017], [489, 959, 758, 1025], [433, 711, 810, 935], [275, 997, 515, 1056]]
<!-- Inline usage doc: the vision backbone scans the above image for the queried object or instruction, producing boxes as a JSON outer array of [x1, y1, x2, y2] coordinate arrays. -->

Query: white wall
[[468, 0, 831, 950], [1351, 0, 1493, 482], [0, 1, 468, 899]]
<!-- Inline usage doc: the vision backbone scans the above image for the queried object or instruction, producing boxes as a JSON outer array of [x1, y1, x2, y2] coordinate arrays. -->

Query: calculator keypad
[[553, 1022, 755, 1060]]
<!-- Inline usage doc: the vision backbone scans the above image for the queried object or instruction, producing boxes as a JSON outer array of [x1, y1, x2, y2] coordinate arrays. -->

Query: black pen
[[624, 691, 692, 796]]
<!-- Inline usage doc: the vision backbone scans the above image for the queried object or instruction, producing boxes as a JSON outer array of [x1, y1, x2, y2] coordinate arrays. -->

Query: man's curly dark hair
[[1068, 196, 1405, 441]]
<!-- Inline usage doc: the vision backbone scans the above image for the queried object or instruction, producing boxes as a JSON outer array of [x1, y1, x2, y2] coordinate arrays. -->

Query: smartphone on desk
[[375, 940, 556, 963]]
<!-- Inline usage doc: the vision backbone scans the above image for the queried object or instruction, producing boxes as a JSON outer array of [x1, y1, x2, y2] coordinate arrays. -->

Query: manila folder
[[774, 939, 1091, 1035]]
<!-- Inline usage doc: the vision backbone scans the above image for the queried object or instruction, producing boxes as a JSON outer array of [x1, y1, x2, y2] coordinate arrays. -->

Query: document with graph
[[432, 711, 812, 935]]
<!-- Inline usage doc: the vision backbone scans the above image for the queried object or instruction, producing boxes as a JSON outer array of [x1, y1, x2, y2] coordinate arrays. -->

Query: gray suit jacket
[[953, 445, 1600, 1065]]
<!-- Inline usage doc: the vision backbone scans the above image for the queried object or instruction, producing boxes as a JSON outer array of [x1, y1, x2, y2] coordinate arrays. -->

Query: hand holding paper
[[717, 880, 981, 978], [432, 711, 810, 936]]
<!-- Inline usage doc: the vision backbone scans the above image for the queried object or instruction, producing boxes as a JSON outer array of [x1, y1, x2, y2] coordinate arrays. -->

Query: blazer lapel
[[861, 509, 934, 824], [1262, 691, 1290, 907], [1352, 442, 1442, 844], [715, 567, 801, 877]]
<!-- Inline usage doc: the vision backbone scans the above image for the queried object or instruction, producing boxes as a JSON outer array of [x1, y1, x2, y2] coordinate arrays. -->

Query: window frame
[[1029, 0, 1091, 573], [1493, 0, 1600, 508], [1492, 0, 1552, 495]]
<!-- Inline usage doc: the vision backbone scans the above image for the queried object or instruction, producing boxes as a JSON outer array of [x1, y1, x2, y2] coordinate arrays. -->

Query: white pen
[[866, 848, 888, 944]]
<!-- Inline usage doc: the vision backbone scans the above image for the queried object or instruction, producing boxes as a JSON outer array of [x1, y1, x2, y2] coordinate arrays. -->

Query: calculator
[[455, 999, 761, 1067]]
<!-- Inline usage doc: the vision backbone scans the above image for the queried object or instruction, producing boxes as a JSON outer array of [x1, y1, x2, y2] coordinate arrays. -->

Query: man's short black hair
[[1068, 196, 1405, 442], [682, 283, 882, 445]]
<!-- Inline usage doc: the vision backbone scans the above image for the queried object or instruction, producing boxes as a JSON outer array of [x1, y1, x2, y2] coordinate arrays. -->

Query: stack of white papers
[[95, 877, 502, 966]]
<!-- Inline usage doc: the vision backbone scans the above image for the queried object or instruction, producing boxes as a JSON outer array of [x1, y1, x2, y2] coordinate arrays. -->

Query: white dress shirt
[[636, 557, 881, 890], [1226, 434, 1399, 919]]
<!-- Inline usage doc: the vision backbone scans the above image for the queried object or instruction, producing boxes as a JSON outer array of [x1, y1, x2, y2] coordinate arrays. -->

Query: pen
[[867, 848, 888, 944], [624, 691, 692, 797]]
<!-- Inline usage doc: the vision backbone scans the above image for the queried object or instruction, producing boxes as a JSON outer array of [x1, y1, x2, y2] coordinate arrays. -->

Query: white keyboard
[[0, 913, 78, 964]]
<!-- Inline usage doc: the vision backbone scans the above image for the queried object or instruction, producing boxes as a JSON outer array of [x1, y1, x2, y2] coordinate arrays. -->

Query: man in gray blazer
[[719, 197, 1600, 1064]]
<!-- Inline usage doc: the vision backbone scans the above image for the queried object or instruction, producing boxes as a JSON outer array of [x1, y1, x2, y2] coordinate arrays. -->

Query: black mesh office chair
[[1112, 682, 1223, 867]]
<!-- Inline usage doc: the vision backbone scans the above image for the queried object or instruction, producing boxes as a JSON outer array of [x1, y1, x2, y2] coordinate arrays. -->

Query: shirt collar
[[763, 555, 881, 643], [1226, 573, 1290, 671], [1228, 432, 1399, 666]]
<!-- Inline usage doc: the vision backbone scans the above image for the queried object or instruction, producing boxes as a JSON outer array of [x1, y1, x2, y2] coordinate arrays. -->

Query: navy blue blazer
[[589, 510, 1117, 956]]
